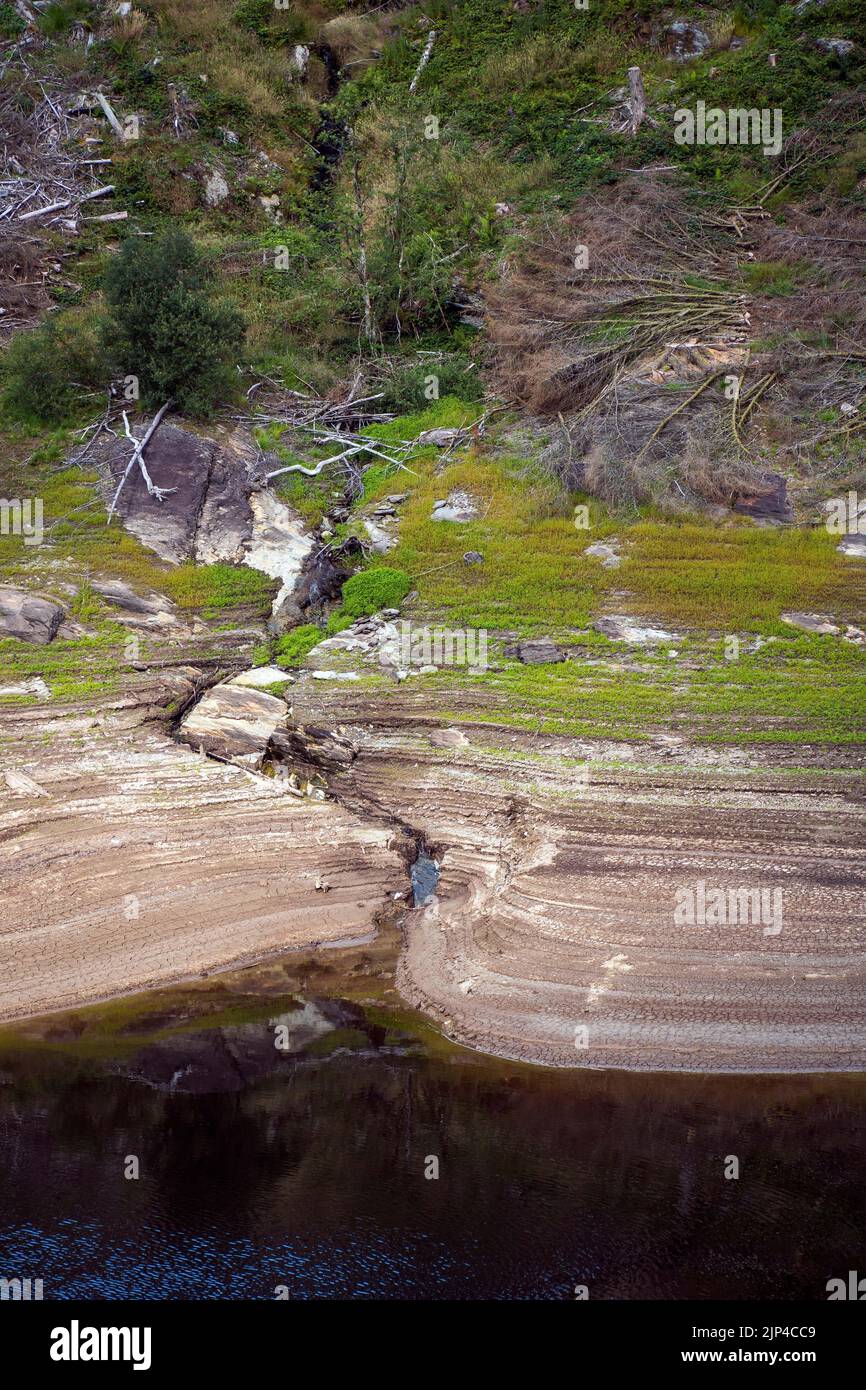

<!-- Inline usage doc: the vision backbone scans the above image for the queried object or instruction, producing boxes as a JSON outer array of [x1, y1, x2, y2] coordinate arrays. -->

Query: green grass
[[274, 623, 323, 668], [450, 632, 866, 745], [0, 466, 276, 618], [619, 521, 866, 629]]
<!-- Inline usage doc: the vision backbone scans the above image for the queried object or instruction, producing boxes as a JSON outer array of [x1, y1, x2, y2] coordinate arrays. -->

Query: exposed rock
[[664, 20, 712, 61], [839, 535, 866, 558], [594, 616, 676, 644], [584, 540, 622, 568], [177, 683, 287, 760], [272, 549, 349, 632], [311, 670, 360, 681], [228, 666, 293, 690], [780, 611, 840, 636], [99, 424, 255, 565], [0, 588, 65, 645], [463, 550, 484, 565], [259, 193, 282, 223], [89, 578, 187, 633], [243, 490, 314, 617], [203, 166, 230, 207], [0, 677, 51, 700], [418, 427, 467, 449], [732, 472, 793, 523], [429, 728, 469, 749], [195, 449, 256, 564], [270, 723, 356, 774], [504, 637, 566, 665], [289, 44, 310, 79], [814, 37, 856, 59], [3, 769, 49, 796], [431, 490, 479, 523], [91, 578, 173, 617], [363, 515, 397, 553]]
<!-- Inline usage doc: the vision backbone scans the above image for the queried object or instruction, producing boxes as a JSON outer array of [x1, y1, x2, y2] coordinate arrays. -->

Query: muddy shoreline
[[3, 666, 865, 1073]]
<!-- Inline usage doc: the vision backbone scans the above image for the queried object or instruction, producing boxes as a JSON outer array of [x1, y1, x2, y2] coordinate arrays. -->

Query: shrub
[[102, 231, 245, 416], [274, 624, 323, 668], [39, 0, 93, 36], [1, 309, 108, 425], [0, 2, 25, 38], [339, 566, 412, 617], [380, 357, 483, 413]]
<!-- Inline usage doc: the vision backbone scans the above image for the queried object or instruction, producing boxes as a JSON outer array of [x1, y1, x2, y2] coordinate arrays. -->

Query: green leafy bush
[[0, 2, 25, 38], [339, 566, 412, 617], [102, 231, 245, 416], [1, 309, 108, 425], [39, 0, 93, 36], [380, 357, 483, 413], [274, 624, 323, 668]]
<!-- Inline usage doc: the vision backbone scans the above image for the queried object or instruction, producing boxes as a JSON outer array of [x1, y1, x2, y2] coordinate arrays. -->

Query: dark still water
[[0, 998, 863, 1301]]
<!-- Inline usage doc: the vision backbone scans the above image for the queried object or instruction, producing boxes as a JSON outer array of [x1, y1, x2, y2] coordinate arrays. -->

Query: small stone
[[780, 611, 840, 636], [463, 550, 484, 565], [203, 167, 230, 207], [593, 616, 676, 645], [584, 540, 621, 569], [814, 37, 856, 59], [505, 638, 566, 665]]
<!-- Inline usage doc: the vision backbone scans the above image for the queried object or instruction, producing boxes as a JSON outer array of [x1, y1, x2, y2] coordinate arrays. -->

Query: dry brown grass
[[319, 14, 384, 67], [114, 8, 148, 42], [486, 172, 866, 510]]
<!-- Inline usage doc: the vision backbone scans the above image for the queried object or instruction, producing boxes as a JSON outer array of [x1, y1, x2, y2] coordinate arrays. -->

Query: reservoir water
[[0, 996, 863, 1300]]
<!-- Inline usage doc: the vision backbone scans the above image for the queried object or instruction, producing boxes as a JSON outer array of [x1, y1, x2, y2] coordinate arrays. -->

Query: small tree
[[102, 231, 245, 416]]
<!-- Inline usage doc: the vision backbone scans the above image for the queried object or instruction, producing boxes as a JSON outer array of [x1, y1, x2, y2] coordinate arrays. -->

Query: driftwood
[[627, 67, 647, 135], [409, 29, 437, 94], [18, 184, 114, 222], [107, 401, 174, 522], [95, 92, 126, 140]]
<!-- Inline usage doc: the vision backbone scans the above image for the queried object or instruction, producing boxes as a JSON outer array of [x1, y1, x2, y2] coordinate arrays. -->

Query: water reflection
[[0, 1001, 864, 1300]]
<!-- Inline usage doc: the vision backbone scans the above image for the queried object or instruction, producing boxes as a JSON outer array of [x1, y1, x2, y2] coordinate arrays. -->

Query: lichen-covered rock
[[664, 20, 712, 61]]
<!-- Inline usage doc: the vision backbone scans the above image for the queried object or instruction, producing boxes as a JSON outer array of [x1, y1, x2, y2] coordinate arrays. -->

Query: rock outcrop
[[177, 682, 287, 761], [0, 587, 65, 644], [99, 423, 254, 565]]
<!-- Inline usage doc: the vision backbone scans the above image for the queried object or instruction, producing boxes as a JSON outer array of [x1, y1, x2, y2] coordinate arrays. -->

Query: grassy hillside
[[1, 0, 865, 743]]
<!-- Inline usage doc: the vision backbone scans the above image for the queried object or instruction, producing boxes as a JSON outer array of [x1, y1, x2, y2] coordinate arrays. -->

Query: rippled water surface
[[1, 1001, 864, 1300]]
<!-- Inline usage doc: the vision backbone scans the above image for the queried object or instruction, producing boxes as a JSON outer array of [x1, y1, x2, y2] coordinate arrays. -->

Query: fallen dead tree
[[107, 401, 174, 522]]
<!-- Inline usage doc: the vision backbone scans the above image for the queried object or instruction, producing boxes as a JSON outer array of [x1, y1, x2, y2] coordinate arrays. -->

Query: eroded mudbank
[[287, 678, 866, 1074], [3, 649, 865, 1072], [0, 677, 407, 1022]]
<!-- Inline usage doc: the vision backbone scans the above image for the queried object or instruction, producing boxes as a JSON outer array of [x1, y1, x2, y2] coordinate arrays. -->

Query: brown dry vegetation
[[486, 171, 866, 513]]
